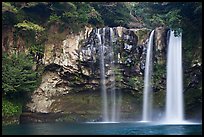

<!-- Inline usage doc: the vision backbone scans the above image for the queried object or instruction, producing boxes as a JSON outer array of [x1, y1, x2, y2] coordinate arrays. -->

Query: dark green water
[[2, 122, 202, 135]]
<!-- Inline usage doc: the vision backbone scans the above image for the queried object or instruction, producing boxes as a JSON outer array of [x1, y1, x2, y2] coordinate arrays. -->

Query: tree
[[90, 2, 131, 27], [2, 53, 38, 99]]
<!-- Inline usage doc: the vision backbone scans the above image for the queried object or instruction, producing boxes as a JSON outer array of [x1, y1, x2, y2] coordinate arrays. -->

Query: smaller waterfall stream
[[142, 30, 155, 122], [110, 28, 117, 122], [97, 28, 109, 122], [97, 27, 119, 122]]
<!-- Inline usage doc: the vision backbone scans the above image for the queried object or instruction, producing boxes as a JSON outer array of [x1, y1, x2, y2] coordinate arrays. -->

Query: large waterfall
[[142, 30, 155, 122], [165, 30, 184, 123], [97, 28, 119, 122]]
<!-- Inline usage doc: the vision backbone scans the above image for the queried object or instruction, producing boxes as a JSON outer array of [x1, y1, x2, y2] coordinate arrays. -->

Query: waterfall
[[97, 27, 120, 122], [110, 28, 117, 122], [97, 28, 109, 122], [165, 30, 184, 123], [142, 30, 155, 122]]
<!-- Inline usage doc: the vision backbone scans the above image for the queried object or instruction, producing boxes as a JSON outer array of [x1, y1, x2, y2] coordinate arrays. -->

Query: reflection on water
[[2, 122, 202, 135]]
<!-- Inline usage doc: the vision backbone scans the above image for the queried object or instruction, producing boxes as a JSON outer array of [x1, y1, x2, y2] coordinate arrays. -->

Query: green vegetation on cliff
[[2, 53, 38, 96], [2, 53, 39, 124]]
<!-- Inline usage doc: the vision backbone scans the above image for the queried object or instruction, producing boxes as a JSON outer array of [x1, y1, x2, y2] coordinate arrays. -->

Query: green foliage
[[91, 2, 131, 27], [23, 2, 48, 8], [2, 13, 16, 26], [3, 2, 133, 33], [114, 67, 123, 82], [76, 2, 99, 25], [114, 66, 123, 88], [166, 10, 181, 28], [2, 53, 38, 97], [49, 2, 80, 27], [50, 2, 77, 15], [15, 10, 27, 23], [2, 98, 21, 117], [13, 19, 46, 56], [128, 76, 144, 92], [50, 2, 99, 33], [185, 84, 202, 112], [30, 44, 45, 55], [154, 9, 182, 30], [14, 20, 45, 32], [135, 29, 150, 44], [133, 3, 182, 30], [2, 2, 18, 13], [88, 9, 104, 26], [62, 11, 79, 24], [132, 2, 201, 33], [48, 13, 61, 23], [152, 63, 166, 91], [153, 90, 165, 108]]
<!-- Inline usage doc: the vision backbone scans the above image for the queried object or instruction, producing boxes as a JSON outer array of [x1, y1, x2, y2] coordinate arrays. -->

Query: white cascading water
[[97, 27, 120, 122], [142, 30, 155, 122], [165, 30, 184, 123], [97, 28, 109, 122], [110, 28, 117, 122]]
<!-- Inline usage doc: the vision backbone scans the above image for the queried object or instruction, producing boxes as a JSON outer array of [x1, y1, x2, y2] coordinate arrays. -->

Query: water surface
[[2, 122, 202, 135]]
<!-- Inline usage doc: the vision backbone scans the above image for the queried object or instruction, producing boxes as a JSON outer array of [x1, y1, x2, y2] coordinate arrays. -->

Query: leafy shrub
[[2, 98, 21, 117], [48, 13, 61, 23], [14, 20, 45, 32], [2, 2, 18, 13]]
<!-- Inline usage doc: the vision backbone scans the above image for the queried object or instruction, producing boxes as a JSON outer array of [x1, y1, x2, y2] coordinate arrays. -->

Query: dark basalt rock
[[44, 63, 63, 72], [20, 112, 63, 123], [154, 26, 169, 64]]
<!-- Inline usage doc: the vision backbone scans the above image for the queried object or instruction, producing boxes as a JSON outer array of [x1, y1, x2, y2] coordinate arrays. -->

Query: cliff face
[[21, 26, 169, 123], [43, 26, 93, 69], [2, 25, 198, 123], [26, 26, 93, 113], [2, 25, 28, 54], [2, 23, 170, 122]]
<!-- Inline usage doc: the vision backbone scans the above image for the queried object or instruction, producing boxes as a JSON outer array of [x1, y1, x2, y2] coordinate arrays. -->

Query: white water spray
[[165, 30, 184, 123], [97, 28, 109, 122], [142, 30, 155, 122], [110, 28, 117, 122], [97, 28, 120, 122]]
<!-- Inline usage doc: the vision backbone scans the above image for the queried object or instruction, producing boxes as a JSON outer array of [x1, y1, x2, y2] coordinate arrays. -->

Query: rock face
[[26, 71, 69, 113], [22, 91, 141, 123], [26, 26, 93, 113], [23, 26, 169, 122], [2, 26, 28, 54], [43, 26, 93, 69], [154, 26, 169, 64]]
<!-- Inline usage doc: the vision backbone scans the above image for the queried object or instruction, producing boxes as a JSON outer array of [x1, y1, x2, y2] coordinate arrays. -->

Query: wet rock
[[20, 112, 64, 123], [154, 26, 169, 64], [43, 26, 93, 69], [26, 71, 69, 113]]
